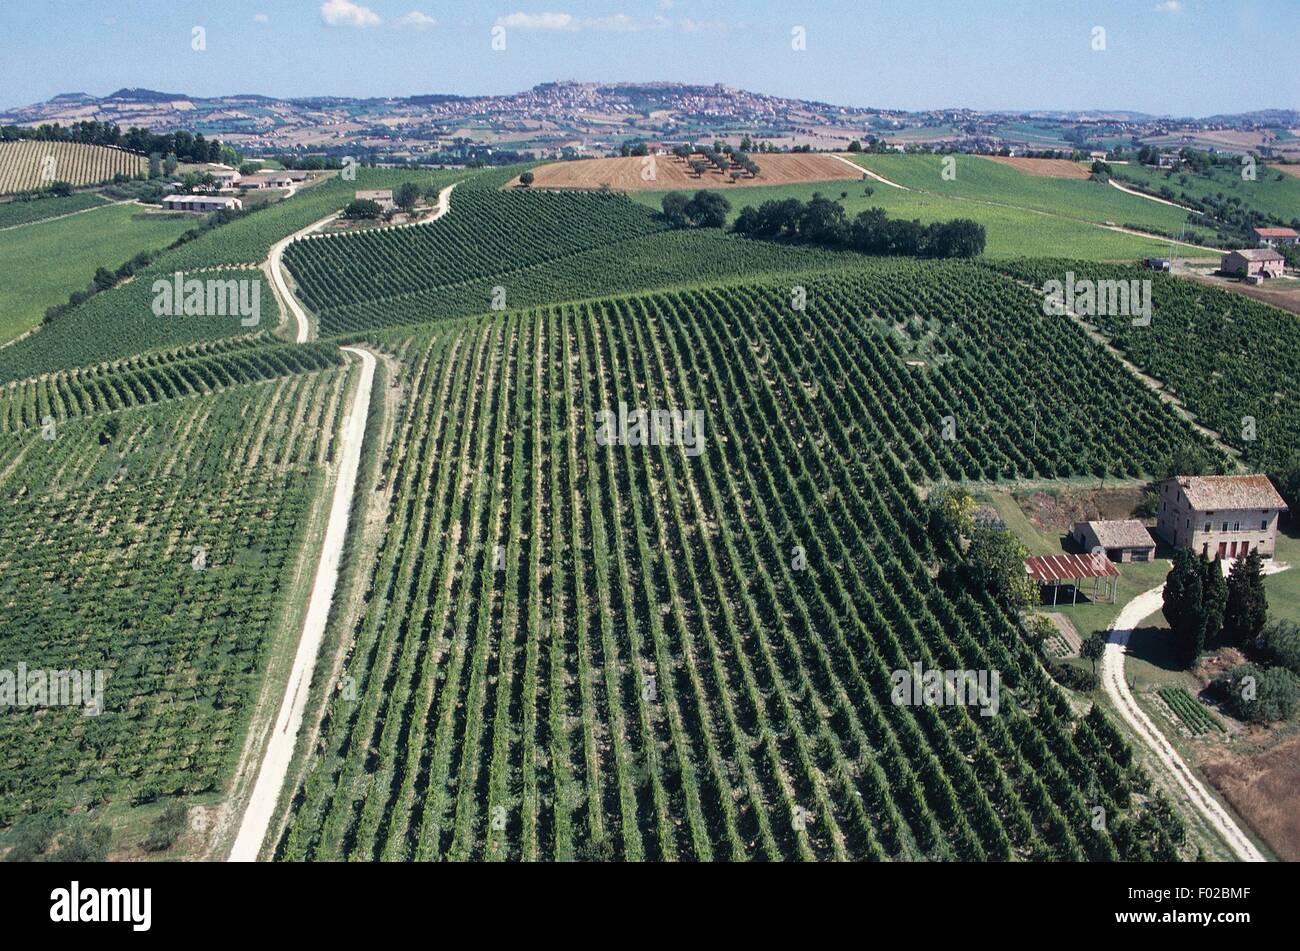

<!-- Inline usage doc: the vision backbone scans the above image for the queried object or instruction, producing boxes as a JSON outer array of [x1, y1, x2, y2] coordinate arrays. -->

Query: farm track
[[227, 346, 377, 861], [1101, 583, 1269, 862]]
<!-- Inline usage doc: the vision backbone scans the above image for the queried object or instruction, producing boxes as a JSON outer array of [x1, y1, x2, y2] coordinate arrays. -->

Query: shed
[[1025, 553, 1119, 605], [1221, 248, 1285, 278], [1071, 520, 1156, 563]]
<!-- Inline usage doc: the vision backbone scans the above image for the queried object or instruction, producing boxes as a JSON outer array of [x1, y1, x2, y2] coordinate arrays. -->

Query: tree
[[394, 181, 421, 212], [847, 139, 863, 152], [660, 192, 690, 227], [519, 170, 535, 187], [1163, 548, 1206, 667], [1081, 631, 1107, 677], [683, 190, 731, 228], [343, 198, 382, 220], [1201, 553, 1227, 648], [1260, 619, 1300, 676], [926, 485, 976, 543], [964, 524, 1036, 610], [1216, 663, 1299, 723], [1223, 551, 1268, 646]]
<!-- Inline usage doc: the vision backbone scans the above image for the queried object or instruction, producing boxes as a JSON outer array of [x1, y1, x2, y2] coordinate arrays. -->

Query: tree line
[[2, 120, 227, 164]]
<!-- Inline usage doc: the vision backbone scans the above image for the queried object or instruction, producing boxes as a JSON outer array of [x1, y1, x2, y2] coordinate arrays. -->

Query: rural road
[[830, 153, 909, 189], [1101, 582, 1267, 862], [228, 345, 377, 862], [267, 211, 338, 343], [1108, 178, 1198, 213]]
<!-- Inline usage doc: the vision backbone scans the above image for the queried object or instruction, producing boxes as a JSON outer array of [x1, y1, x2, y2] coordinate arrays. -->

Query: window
[[1161, 501, 1166, 513], [1204, 522, 1211, 533], [1222, 521, 1229, 532], [1261, 520, 1269, 531], [1233, 521, 1241, 532]]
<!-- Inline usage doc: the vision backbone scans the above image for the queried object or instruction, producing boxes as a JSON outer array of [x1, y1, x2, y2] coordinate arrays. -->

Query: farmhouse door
[[1218, 542, 1228, 558]]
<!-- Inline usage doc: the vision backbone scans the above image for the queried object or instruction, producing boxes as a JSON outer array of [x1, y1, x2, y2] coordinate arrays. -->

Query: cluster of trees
[[669, 144, 761, 182], [660, 190, 731, 229], [342, 182, 434, 220], [2, 121, 227, 164], [1163, 549, 1271, 668], [732, 193, 986, 258]]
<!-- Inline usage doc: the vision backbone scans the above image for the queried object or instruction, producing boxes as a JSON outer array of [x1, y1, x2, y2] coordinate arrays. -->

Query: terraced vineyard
[[0, 368, 350, 823], [274, 269, 1201, 862], [0, 140, 146, 193]]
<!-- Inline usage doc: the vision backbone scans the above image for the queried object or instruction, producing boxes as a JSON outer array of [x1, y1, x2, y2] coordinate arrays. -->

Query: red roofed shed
[[1025, 553, 1119, 605]]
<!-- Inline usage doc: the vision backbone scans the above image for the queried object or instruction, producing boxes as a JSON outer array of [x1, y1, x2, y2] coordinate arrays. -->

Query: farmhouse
[[356, 189, 395, 211], [162, 194, 243, 212], [1156, 474, 1288, 559], [1071, 520, 1156, 563], [209, 169, 241, 188], [1253, 226, 1299, 247], [1220, 247, 1286, 279], [240, 173, 295, 189]]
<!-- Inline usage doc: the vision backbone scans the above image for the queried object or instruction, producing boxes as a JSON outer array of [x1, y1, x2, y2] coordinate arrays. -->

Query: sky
[[1, 0, 1297, 116]]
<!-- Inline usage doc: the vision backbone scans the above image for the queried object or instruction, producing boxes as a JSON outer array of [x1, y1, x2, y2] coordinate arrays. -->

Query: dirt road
[[266, 211, 339, 343], [1101, 584, 1266, 862], [227, 345, 377, 861], [829, 153, 909, 189]]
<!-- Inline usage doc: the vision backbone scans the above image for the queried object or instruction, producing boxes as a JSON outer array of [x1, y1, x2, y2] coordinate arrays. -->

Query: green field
[[0, 192, 111, 229], [1113, 161, 1300, 226], [626, 154, 1203, 260], [0, 203, 195, 346]]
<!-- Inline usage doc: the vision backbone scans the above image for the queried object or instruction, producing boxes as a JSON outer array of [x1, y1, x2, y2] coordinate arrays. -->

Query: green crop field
[[0, 192, 111, 229], [624, 163, 1190, 259], [0, 203, 196, 346], [1112, 161, 1300, 227]]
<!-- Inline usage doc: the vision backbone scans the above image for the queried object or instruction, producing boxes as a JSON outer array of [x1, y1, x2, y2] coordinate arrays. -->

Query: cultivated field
[[0, 141, 146, 194], [984, 156, 1089, 179], [509, 153, 863, 191]]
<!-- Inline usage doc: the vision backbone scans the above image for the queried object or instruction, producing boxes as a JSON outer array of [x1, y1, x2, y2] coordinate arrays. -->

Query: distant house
[[208, 169, 241, 188], [356, 189, 395, 211], [1253, 226, 1299, 247], [1220, 247, 1286, 279], [162, 195, 243, 213], [1089, 150, 1109, 161], [241, 173, 295, 189], [1071, 520, 1156, 563], [1157, 152, 1180, 168], [1156, 474, 1288, 559]]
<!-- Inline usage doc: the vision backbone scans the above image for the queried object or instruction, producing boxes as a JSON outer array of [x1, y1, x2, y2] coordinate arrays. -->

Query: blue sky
[[1, 0, 1296, 115]]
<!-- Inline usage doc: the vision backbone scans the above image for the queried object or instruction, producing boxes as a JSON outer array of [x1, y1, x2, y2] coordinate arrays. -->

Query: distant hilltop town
[[3, 82, 1297, 165]]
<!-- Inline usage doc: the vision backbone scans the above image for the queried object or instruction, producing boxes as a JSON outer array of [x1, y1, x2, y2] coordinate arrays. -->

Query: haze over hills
[[4, 82, 1298, 162]]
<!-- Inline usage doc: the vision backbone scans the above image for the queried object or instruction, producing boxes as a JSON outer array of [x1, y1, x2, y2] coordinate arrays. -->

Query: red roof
[[1253, 227, 1299, 238], [1025, 553, 1119, 583]]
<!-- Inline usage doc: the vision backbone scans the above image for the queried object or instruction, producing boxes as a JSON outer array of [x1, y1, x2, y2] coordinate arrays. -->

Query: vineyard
[[285, 189, 668, 312], [0, 368, 349, 824], [0, 192, 110, 229], [272, 269, 1203, 861], [991, 259, 1300, 471], [0, 141, 146, 194]]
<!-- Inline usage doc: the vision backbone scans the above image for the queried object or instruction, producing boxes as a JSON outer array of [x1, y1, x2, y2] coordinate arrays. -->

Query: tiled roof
[[1254, 227, 1299, 238], [1170, 474, 1287, 511], [1226, 248, 1285, 261], [1025, 553, 1119, 582], [1076, 520, 1155, 549]]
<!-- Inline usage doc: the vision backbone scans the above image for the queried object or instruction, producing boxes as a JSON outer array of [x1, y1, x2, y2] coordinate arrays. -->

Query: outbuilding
[[1071, 520, 1157, 563]]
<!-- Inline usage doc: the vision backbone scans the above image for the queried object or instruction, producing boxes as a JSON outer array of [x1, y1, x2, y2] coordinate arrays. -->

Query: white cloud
[[494, 11, 672, 32], [679, 17, 727, 33], [253, 13, 269, 23], [496, 12, 578, 31], [1154, 1, 1183, 12], [396, 10, 437, 29], [320, 0, 382, 28]]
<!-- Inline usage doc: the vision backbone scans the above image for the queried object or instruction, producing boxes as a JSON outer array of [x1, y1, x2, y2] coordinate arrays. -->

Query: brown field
[[983, 156, 1090, 179], [1201, 732, 1300, 861], [508, 152, 864, 191], [1271, 163, 1300, 179]]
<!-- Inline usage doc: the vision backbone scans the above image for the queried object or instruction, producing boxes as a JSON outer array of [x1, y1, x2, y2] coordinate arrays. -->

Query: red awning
[[1024, 553, 1119, 583]]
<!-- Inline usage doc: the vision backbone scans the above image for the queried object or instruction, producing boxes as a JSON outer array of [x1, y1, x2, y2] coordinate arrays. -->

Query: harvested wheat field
[[1271, 163, 1300, 179], [983, 156, 1090, 179], [1200, 732, 1300, 861], [509, 152, 864, 191]]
